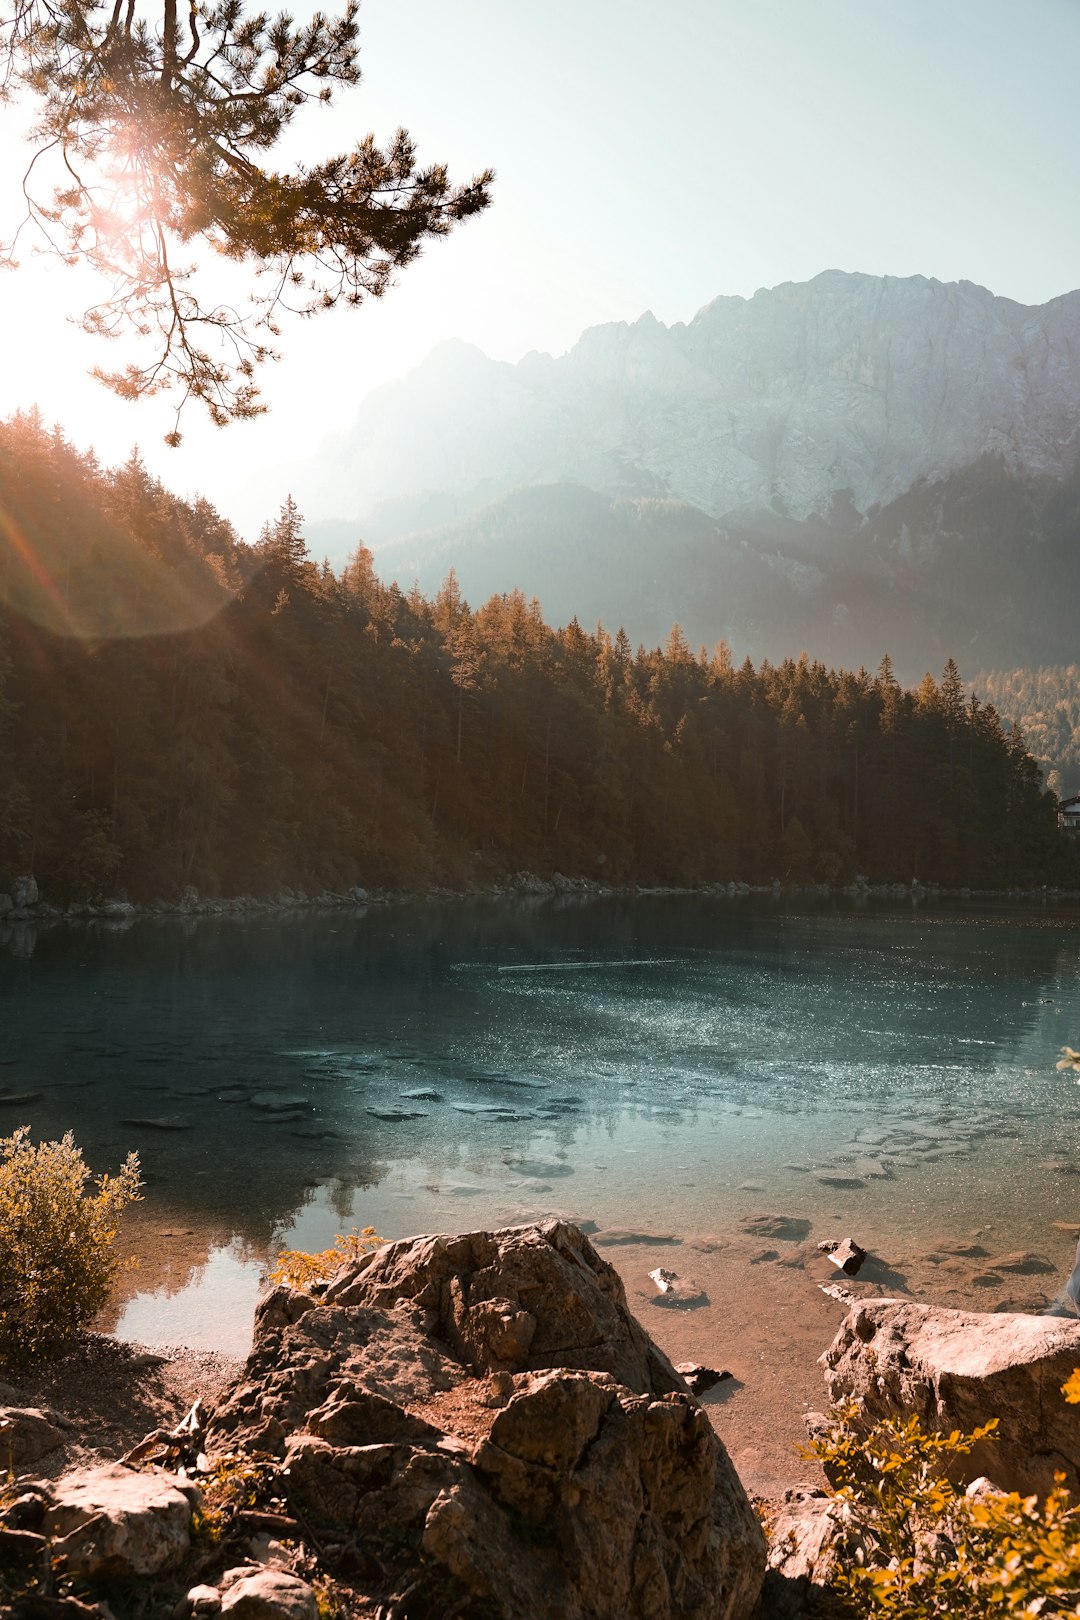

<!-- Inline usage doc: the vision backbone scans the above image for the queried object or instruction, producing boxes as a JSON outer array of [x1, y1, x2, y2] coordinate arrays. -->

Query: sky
[[0, 0, 1078, 535]]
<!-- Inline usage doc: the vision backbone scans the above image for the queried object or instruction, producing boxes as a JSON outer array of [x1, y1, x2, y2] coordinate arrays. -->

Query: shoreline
[[96, 1205, 1080, 1503], [6, 870, 1080, 939], [19, 1206, 1080, 1507]]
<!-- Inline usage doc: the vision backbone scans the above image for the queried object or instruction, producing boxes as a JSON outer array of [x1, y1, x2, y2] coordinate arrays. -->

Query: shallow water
[[3, 896, 1080, 1354]]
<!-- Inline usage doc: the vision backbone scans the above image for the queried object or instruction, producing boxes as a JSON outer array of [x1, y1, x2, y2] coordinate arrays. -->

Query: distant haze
[[0, 0, 1079, 518], [293, 271, 1080, 678]]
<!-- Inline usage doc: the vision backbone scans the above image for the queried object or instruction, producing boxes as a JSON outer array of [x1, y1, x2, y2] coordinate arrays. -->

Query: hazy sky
[[1, 0, 1078, 533]]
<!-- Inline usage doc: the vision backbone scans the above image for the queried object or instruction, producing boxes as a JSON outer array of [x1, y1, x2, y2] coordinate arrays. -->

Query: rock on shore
[[820, 1298, 1080, 1495], [210, 1219, 766, 1619]]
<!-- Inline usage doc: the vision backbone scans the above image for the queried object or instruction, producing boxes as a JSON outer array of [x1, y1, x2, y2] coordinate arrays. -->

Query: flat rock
[[121, 1115, 193, 1132], [822, 1299, 1080, 1495], [248, 1093, 310, 1112], [592, 1229, 682, 1247], [739, 1214, 811, 1243], [43, 1462, 197, 1579], [989, 1251, 1057, 1276]]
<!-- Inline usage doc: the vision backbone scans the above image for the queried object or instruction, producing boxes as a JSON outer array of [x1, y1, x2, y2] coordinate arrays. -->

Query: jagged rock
[[511, 871, 555, 895], [42, 1461, 198, 1578], [821, 1300, 1080, 1494], [0, 1404, 73, 1471], [822, 1238, 866, 1277], [210, 1221, 765, 1619], [10, 875, 37, 908], [759, 1488, 852, 1617], [219, 1566, 319, 1618], [675, 1363, 731, 1396], [0, 894, 12, 916]]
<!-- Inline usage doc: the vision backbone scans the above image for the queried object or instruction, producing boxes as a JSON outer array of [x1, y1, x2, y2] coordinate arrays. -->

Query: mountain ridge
[[297, 269, 1080, 674]]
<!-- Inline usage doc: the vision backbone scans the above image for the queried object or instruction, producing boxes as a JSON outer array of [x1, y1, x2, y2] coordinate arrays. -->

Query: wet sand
[[601, 1213, 1074, 1495]]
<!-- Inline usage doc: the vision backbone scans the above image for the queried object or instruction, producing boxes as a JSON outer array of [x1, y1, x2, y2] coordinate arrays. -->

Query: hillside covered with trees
[[0, 412, 1070, 902], [975, 666, 1080, 797]]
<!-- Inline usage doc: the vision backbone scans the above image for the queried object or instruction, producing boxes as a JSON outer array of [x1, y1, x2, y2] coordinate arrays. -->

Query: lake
[[3, 895, 1079, 1355]]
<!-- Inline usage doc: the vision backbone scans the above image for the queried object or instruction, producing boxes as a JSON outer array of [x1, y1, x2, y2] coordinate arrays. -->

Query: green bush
[[0, 1127, 142, 1364], [807, 1402, 1080, 1617]]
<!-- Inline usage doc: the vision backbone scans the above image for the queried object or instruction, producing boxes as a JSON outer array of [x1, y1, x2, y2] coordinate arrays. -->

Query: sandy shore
[[7, 1208, 1073, 1505]]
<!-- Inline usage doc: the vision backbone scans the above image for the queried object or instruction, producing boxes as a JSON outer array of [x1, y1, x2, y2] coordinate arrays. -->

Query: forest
[[975, 665, 1080, 796], [0, 410, 1072, 903]]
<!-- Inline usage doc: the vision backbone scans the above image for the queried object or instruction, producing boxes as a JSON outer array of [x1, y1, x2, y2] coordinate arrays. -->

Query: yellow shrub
[[269, 1227, 382, 1293], [0, 1128, 142, 1365], [807, 1403, 1080, 1617]]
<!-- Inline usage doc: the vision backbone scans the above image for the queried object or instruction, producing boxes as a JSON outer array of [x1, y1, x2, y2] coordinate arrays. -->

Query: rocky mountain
[[304, 270, 1080, 673]]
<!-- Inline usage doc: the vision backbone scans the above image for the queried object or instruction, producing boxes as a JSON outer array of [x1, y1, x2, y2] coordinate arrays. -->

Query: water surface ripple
[[3, 896, 1079, 1352]]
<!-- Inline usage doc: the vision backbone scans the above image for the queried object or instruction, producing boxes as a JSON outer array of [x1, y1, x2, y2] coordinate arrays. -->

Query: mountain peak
[[308, 271, 1080, 531]]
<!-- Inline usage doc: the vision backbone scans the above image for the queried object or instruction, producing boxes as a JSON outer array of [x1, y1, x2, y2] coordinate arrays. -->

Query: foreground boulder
[[210, 1220, 765, 1619], [41, 1461, 198, 1579], [822, 1299, 1080, 1494]]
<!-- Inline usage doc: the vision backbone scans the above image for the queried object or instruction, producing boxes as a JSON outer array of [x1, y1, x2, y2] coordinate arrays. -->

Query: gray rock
[[211, 1221, 765, 1619], [0, 1404, 72, 1471], [0, 893, 12, 916], [219, 1566, 318, 1618], [43, 1461, 198, 1578], [821, 1299, 1080, 1494], [740, 1215, 812, 1243]]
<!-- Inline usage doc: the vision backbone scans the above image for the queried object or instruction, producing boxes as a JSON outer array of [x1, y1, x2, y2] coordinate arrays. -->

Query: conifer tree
[[0, 0, 493, 436]]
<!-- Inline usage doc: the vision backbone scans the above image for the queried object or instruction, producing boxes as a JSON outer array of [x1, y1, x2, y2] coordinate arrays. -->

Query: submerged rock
[[821, 1299, 1080, 1494], [210, 1220, 765, 1619], [739, 1214, 811, 1243], [647, 1266, 709, 1308]]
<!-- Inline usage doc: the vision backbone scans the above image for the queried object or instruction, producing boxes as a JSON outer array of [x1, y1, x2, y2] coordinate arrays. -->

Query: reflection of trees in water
[[2, 898, 1079, 1248]]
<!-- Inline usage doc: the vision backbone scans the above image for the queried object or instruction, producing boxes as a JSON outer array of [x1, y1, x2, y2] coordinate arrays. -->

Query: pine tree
[[0, 0, 493, 436]]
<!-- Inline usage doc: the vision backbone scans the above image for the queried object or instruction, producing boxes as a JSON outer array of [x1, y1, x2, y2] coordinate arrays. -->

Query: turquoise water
[[2, 897, 1080, 1352]]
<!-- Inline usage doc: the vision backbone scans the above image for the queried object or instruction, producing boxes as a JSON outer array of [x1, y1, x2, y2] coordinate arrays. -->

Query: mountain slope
[[299, 270, 1080, 673], [311, 271, 1080, 527]]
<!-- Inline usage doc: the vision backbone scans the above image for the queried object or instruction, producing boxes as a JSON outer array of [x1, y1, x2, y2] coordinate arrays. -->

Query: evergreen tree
[[0, 0, 492, 434]]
